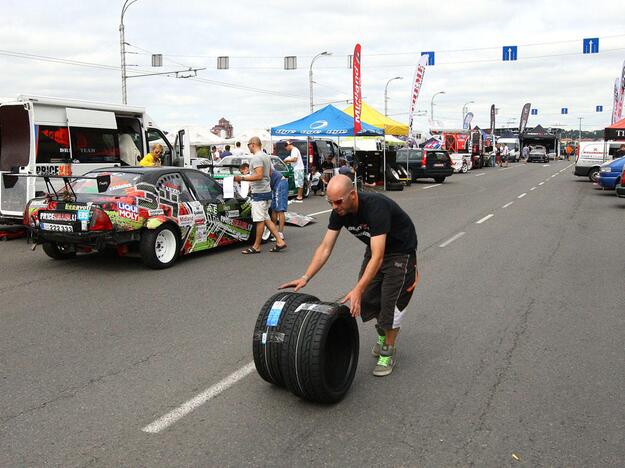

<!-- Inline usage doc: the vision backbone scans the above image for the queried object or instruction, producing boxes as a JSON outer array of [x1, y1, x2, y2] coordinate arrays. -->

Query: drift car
[[19, 167, 253, 269]]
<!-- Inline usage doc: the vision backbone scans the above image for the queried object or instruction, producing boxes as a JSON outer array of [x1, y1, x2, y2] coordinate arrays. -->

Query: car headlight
[[600, 167, 611, 173]]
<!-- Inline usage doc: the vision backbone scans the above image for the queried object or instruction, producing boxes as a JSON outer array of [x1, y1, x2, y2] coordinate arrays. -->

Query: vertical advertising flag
[[612, 77, 621, 124], [618, 60, 625, 121], [352, 43, 362, 135], [408, 54, 428, 138], [519, 103, 531, 133], [490, 104, 496, 136], [463, 112, 474, 130]]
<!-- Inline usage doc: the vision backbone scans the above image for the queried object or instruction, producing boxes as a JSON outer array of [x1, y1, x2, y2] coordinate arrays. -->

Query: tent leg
[[383, 137, 386, 191]]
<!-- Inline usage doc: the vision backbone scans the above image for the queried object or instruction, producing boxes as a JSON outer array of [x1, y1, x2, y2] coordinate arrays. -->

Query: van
[[0, 95, 172, 221], [498, 137, 520, 162], [574, 140, 622, 182]]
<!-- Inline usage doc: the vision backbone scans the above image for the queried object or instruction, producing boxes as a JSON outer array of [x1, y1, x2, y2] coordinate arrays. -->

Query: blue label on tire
[[266, 301, 286, 327]]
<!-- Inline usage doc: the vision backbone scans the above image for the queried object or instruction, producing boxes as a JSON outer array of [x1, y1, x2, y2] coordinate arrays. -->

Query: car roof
[[87, 166, 211, 184]]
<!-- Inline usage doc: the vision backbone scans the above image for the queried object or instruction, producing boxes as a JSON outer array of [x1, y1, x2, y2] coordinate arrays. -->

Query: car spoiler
[[2, 173, 111, 198]]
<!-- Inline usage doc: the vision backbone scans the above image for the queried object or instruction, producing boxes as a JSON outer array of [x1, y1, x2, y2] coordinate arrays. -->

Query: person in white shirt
[[502, 145, 510, 167], [283, 140, 305, 202], [232, 141, 246, 155]]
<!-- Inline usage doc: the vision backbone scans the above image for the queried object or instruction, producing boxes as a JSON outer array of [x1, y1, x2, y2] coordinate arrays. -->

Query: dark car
[[395, 148, 454, 183], [21, 167, 253, 269], [527, 146, 548, 163], [274, 139, 344, 168]]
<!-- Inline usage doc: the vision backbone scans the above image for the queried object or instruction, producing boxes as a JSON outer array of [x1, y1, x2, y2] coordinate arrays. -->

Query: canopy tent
[[521, 124, 558, 153], [604, 117, 625, 140], [342, 102, 409, 136], [271, 104, 384, 137]]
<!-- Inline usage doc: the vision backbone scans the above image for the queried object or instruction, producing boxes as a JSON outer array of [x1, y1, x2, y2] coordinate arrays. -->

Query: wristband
[[301, 274, 310, 282]]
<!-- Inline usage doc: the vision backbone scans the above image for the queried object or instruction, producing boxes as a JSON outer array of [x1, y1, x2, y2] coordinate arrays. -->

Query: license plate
[[40, 222, 74, 232], [433, 163, 445, 167]]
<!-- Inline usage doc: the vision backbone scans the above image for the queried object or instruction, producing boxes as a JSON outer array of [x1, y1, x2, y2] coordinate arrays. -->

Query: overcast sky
[[1, 0, 624, 134]]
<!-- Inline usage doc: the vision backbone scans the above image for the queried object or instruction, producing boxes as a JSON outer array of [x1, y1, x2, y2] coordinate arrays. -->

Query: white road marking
[[530, 187, 537, 191], [518, 193, 527, 199], [474, 173, 485, 177], [543, 164, 550, 167], [502, 202, 514, 208], [551, 174, 557, 178], [422, 184, 441, 190], [306, 208, 332, 217], [439, 231, 466, 248], [538, 182, 545, 186], [142, 362, 256, 434], [476, 214, 494, 224]]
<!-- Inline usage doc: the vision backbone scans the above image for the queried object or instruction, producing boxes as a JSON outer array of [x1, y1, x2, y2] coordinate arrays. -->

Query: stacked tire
[[252, 292, 359, 403]]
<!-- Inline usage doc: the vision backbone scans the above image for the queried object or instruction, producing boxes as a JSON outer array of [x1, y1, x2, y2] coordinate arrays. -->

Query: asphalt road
[[1, 160, 624, 467]]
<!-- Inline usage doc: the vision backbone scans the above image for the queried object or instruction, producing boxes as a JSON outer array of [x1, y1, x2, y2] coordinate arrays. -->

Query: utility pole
[[119, 0, 139, 105], [309, 51, 331, 113], [430, 91, 445, 122]]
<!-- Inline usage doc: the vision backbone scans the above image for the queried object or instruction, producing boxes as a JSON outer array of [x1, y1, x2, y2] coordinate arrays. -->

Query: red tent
[[604, 117, 625, 140]]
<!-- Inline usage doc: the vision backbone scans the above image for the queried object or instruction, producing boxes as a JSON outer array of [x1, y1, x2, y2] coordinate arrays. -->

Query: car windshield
[[71, 172, 142, 194]]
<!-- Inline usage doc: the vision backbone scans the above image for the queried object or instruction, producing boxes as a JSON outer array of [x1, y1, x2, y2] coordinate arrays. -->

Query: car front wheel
[[588, 168, 600, 183], [140, 224, 180, 269]]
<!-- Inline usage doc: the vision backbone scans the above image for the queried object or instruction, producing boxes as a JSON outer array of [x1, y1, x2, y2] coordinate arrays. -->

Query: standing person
[[234, 137, 286, 254], [283, 141, 305, 202], [565, 144, 573, 161], [496, 144, 502, 167], [210, 146, 221, 162], [502, 144, 510, 167], [280, 175, 418, 377], [139, 143, 163, 167], [321, 155, 335, 194], [522, 145, 530, 162], [338, 158, 355, 178], [221, 145, 232, 158], [232, 141, 245, 155], [270, 165, 288, 241]]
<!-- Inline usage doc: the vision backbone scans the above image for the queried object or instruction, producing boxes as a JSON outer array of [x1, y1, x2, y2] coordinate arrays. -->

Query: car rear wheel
[[461, 163, 469, 173], [140, 224, 180, 269], [42, 242, 76, 260], [588, 167, 600, 183], [434, 177, 446, 183]]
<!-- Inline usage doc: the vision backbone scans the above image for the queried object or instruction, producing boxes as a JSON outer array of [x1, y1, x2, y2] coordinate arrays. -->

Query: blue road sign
[[561, 108, 568, 114], [596, 105, 603, 112], [583, 38, 599, 54], [421, 51, 435, 66], [531, 109, 538, 115], [502, 46, 518, 61]]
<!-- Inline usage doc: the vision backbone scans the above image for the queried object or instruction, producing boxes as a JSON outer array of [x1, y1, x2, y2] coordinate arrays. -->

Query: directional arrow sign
[[421, 51, 435, 66], [583, 38, 599, 54], [596, 105, 603, 112], [502, 46, 518, 61], [531, 109, 538, 115], [561, 108, 568, 114]]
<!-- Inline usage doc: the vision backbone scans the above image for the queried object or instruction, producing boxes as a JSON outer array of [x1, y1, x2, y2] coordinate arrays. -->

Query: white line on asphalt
[[142, 362, 256, 434], [518, 193, 527, 199], [502, 202, 514, 208], [474, 173, 485, 177], [476, 214, 494, 224], [538, 182, 545, 186], [530, 187, 537, 191], [551, 174, 557, 178], [422, 184, 441, 190], [306, 208, 332, 217], [439, 231, 466, 247], [542, 164, 550, 167]]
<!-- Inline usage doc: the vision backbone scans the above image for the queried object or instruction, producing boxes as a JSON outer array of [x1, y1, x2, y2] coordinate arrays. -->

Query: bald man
[[280, 175, 418, 376]]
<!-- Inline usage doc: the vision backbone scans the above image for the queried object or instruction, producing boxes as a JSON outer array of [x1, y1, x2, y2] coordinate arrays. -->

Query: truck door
[[146, 128, 174, 166], [0, 103, 33, 218]]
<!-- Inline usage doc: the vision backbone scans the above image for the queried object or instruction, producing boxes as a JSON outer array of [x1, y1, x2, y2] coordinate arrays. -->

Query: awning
[[342, 102, 409, 136], [604, 117, 625, 140]]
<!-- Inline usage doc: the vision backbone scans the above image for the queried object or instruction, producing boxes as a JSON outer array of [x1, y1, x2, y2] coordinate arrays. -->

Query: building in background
[[211, 117, 233, 138]]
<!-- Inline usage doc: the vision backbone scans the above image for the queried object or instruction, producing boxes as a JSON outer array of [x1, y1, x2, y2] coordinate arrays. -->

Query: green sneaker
[[371, 334, 386, 357], [373, 345, 396, 377]]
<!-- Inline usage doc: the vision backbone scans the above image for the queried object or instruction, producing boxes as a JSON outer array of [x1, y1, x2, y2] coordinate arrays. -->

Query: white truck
[[0, 95, 172, 222], [573, 140, 623, 182]]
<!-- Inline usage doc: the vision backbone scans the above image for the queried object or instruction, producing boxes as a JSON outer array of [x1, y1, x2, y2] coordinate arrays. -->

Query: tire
[[588, 167, 600, 183], [303, 180, 311, 198], [395, 165, 412, 186], [139, 223, 180, 269], [42, 242, 76, 260], [461, 163, 468, 173], [434, 177, 446, 183], [253, 292, 319, 387], [280, 301, 359, 403], [386, 182, 404, 191], [386, 164, 401, 183]]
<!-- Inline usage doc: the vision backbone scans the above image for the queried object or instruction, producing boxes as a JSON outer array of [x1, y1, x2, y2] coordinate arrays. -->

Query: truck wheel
[[140, 224, 179, 269], [252, 292, 319, 387], [280, 301, 359, 403], [434, 177, 446, 183], [588, 167, 600, 183], [42, 242, 76, 260]]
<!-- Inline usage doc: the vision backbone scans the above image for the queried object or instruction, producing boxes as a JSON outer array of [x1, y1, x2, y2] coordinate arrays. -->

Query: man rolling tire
[[280, 175, 418, 377]]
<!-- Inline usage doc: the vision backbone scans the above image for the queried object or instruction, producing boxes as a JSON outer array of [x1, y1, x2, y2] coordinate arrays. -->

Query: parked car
[[20, 167, 254, 269], [527, 146, 548, 163], [596, 156, 625, 190], [449, 153, 472, 173], [395, 148, 453, 183]]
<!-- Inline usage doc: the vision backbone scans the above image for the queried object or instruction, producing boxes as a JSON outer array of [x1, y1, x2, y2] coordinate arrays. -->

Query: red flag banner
[[408, 54, 428, 138], [352, 43, 362, 135]]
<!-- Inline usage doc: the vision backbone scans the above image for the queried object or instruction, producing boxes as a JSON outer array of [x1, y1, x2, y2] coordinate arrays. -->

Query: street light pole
[[462, 100, 474, 127], [430, 91, 445, 122], [309, 51, 331, 113], [384, 76, 403, 116], [578, 117, 583, 148], [120, 0, 139, 105]]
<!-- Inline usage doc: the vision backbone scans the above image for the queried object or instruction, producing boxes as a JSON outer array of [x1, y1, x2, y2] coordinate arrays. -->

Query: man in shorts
[[234, 137, 286, 254], [283, 141, 305, 202], [280, 175, 418, 376], [270, 165, 288, 240]]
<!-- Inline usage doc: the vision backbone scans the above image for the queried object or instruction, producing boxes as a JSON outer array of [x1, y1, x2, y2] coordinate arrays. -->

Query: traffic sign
[[502, 46, 518, 61], [531, 109, 538, 115], [583, 38, 599, 54], [421, 51, 435, 66], [561, 108, 568, 114], [596, 105, 603, 112]]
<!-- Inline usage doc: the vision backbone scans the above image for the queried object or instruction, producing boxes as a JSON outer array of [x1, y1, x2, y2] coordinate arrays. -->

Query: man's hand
[[278, 277, 308, 292], [340, 287, 363, 318], [233, 175, 242, 183]]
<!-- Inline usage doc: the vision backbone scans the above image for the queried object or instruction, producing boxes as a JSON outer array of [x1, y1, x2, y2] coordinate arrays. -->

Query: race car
[[19, 167, 254, 269]]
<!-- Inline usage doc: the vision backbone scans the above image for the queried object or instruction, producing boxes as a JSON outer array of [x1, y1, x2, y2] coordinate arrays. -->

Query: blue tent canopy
[[271, 104, 384, 137]]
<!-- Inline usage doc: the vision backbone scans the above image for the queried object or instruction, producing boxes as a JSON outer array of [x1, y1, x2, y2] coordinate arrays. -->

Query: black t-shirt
[[321, 160, 335, 170], [328, 191, 417, 254]]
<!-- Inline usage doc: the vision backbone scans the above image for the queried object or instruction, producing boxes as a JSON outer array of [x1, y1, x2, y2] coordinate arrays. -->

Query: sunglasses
[[326, 191, 353, 206]]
